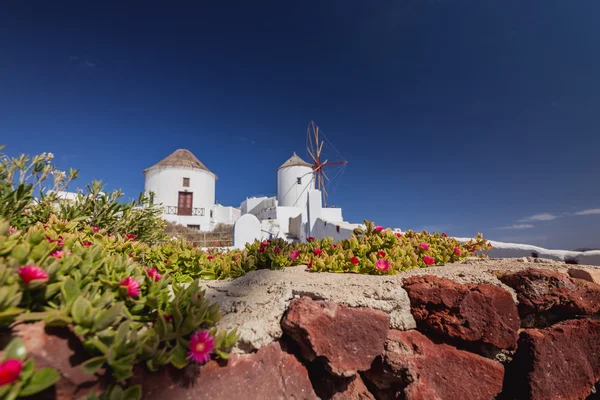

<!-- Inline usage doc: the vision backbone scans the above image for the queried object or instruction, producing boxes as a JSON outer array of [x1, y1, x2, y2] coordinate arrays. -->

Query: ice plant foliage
[[17, 265, 49, 285], [187, 331, 215, 364], [119, 276, 141, 297], [0, 359, 23, 387]]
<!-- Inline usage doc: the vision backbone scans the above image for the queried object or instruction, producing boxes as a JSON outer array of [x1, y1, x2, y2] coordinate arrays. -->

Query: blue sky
[[1, 1, 599, 249]]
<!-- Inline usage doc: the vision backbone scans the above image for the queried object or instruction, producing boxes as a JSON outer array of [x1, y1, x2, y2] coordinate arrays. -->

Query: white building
[[144, 149, 240, 231], [238, 152, 361, 243]]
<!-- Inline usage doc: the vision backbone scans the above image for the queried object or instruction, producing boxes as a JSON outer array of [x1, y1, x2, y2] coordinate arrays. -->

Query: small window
[[210, 210, 214, 218], [183, 177, 190, 187], [187, 224, 200, 231], [297, 177, 302, 185]]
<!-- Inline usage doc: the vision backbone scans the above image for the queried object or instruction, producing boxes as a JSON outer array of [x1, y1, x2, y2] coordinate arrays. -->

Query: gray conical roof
[[144, 149, 216, 178], [278, 152, 313, 169]]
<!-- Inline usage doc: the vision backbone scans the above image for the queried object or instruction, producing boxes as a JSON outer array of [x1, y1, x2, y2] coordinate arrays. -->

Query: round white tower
[[277, 152, 315, 207], [144, 149, 216, 230]]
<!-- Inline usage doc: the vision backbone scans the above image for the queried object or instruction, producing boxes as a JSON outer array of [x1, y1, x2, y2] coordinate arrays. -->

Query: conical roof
[[278, 152, 313, 169], [144, 149, 216, 177]]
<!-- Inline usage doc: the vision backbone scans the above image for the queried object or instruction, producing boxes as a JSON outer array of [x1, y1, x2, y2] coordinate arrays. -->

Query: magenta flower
[[423, 256, 435, 266], [82, 241, 93, 247], [453, 247, 461, 256], [274, 247, 282, 254], [260, 241, 268, 247], [207, 255, 214, 260], [306, 261, 313, 270], [313, 248, 323, 255], [0, 359, 23, 387], [418, 243, 429, 251], [375, 259, 391, 272], [18, 265, 49, 285], [331, 244, 337, 248], [51, 250, 71, 259], [146, 267, 162, 282], [119, 276, 141, 298], [395, 232, 403, 238], [8, 227, 15, 234], [125, 233, 137, 240], [442, 233, 448, 237], [374, 225, 384, 232], [187, 330, 215, 364], [128, 253, 134, 258], [92, 227, 99, 233], [164, 314, 173, 322], [258, 247, 265, 253], [290, 250, 301, 260], [351, 256, 360, 265], [377, 250, 386, 258], [306, 237, 315, 242]]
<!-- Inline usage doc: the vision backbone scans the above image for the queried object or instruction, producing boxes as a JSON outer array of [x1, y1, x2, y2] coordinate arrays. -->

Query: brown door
[[178, 192, 193, 215]]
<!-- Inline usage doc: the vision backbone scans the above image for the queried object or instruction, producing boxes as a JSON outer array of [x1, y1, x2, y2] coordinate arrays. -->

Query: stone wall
[[5, 259, 600, 399]]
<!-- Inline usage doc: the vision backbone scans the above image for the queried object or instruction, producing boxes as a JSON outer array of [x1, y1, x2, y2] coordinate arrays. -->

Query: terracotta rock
[[568, 267, 600, 285], [498, 268, 600, 318], [364, 330, 504, 400], [138, 342, 318, 399], [505, 318, 600, 400], [402, 275, 520, 351], [7, 322, 103, 399], [309, 368, 375, 400], [281, 297, 390, 377]]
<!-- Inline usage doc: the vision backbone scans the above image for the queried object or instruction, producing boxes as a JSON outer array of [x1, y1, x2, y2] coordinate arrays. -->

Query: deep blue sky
[[1, 1, 599, 249]]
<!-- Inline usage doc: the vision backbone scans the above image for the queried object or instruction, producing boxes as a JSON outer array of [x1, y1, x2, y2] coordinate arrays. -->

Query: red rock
[[364, 330, 504, 400], [7, 322, 104, 399], [498, 268, 600, 317], [309, 370, 375, 400], [281, 297, 390, 377], [568, 267, 600, 285], [402, 275, 520, 350], [138, 342, 318, 399], [506, 318, 600, 400], [330, 375, 375, 400]]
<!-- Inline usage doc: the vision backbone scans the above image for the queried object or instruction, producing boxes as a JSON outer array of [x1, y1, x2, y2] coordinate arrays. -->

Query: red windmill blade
[[306, 121, 347, 207]]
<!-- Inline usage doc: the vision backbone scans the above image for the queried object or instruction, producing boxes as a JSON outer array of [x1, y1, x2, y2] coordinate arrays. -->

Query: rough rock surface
[[498, 268, 600, 317], [199, 258, 577, 353], [403, 275, 520, 351], [364, 330, 504, 400], [505, 318, 600, 400], [282, 297, 389, 376], [308, 369, 375, 400], [137, 342, 318, 400], [568, 266, 600, 284], [5, 322, 103, 399]]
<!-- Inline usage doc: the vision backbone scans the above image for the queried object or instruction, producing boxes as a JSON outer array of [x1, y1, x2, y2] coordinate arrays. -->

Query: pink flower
[[119, 276, 141, 298], [267, 239, 272, 243], [351, 256, 360, 265], [18, 265, 49, 285], [187, 330, 215, 364], [0, 359, 23, 387], [92, 227, 99, 233], [274, 247, 281, 254], [207, 255, 214, 260], [377, 250, 386, 258], [128, 253, 134, 258], [125, 233, 136, 240], [82, 241, 93, 247], [146, 267, 161, 282], [306, 261, 313, 270], [164, 314, 173, 322], [50, 250, 71, 259], [374, 226, 384, 232], [418, 243, 429, 251], [43, 225, 49, 230], [8, 227, 15, 234], [442, 233, 448, 237], [193, 245, 197, 248], [306, 237, 315, 242], [290, 250, 301, 260], [395, 232, 403, 237], [423, 256, 435, 265], [107, 234, 112, 238], [453, 247, 461, 256], [313, 248, 323, 255], [471, 247, 477, 252], [331, 244, 337, 248], [258, 247, 265, 253], [375, 259, 391, 272]]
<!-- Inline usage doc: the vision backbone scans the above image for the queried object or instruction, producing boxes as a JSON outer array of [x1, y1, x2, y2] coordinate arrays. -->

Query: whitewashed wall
[[455, 238, 600, 267], [145, 166, 215, 230], [277, 165, 314, 207], [213, 205, 241, 226], [320, 207, 343, 222], [311, 218, 364, 242]]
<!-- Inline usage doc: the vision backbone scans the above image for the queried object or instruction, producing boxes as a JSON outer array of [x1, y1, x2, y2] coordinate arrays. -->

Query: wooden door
[[178, 192, 193, 215]]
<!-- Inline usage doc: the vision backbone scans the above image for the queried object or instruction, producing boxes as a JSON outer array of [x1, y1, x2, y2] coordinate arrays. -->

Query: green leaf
[[61, 278, 80, 305], [4, 381, 22, 400], [169, 343, 189, 369], [122, 385, 142, 400], [20, 359, 35, 381], [71, 296, 92, 325], [3, 337, 27, 360], [109, 385, 124, 400], [19, 368, 61, 396], [79, 356, 106, 375], [155, 314, 167, 338], [93, 303, 123, 331]]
